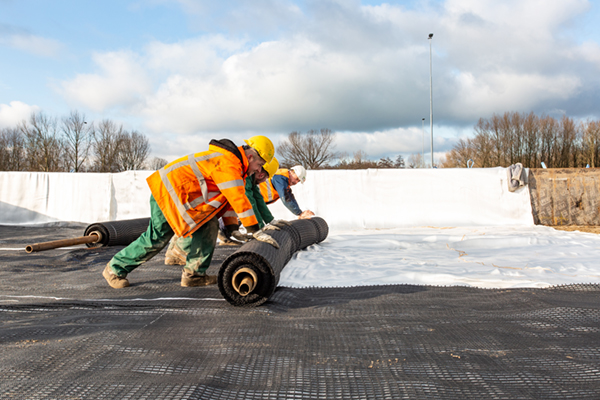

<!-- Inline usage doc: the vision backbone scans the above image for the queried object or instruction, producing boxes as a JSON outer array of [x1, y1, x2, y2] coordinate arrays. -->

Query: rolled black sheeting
[[83, 218, 151, 248], [218, 217, 328, 307]]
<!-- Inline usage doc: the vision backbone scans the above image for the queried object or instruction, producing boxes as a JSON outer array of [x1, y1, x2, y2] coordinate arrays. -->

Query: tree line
[[0, 111, 167, 172], [277, 128, 405, 169], [441, 112, 600, 168], [15, 110, 592, 173]]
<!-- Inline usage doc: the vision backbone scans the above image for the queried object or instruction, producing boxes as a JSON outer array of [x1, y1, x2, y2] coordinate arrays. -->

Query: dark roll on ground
[[83, 218, 151, 247], [218, 217, 328, 307]]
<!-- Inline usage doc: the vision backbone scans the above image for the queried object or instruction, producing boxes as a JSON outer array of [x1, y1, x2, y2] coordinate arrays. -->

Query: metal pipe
[[25, 231, 101, 253], [232, 267, 258, 296]]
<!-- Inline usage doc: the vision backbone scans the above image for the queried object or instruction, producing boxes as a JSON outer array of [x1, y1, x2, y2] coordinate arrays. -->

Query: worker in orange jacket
[[259, 165, 315, 219], [102, 136, 276, 289], [164, 157, 282, 265]]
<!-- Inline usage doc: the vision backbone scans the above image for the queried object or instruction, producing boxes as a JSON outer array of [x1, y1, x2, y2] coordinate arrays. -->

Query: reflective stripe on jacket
[[259, 179, 279, 204], [146, 139, 258, 238], [259, 169, 290, 204]]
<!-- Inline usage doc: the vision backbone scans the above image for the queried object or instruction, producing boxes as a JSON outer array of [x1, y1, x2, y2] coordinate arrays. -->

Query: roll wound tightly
[[25, 218, 151, 253], [218, 217, 329, 307]]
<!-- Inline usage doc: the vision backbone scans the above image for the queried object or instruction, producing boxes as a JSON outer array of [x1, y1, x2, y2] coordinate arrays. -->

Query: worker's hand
[[299, 210, 315, 219], [253, 230, 280, 249], [230, 230, 254, 243], [263, 219, 291, 231]]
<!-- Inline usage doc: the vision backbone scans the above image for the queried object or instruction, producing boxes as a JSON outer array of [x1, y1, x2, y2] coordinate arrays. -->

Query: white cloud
[[448, 71, 582, 119], [332, 127, 457, 161], [140, 35, 427, 134], [0, 101, 39, 128], [59, 51, 152, 112], [53, 0, 600, 162], [144, 35, 244, 75], [0, 33, 63, 57]]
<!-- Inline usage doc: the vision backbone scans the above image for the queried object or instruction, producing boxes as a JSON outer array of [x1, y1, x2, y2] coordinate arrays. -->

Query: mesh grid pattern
[[84, 218, 151, 247], [2, 225, 600, 399], [218, 218, 327, 307]]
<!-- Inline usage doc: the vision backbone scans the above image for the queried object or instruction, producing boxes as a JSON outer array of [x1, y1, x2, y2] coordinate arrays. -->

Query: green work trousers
[[108, 195, 219, 277]]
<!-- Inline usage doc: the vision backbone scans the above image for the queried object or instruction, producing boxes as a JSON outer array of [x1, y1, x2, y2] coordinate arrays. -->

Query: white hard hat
[[291, 165, 307, 183]]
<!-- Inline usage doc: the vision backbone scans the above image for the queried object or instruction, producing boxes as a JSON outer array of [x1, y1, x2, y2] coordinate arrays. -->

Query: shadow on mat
[[265, 284, 428, 310]]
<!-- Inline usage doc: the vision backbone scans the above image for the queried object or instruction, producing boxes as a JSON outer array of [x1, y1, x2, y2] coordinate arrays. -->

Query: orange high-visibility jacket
[[258, 169, 289, 204], [146, 139, 259, 238]]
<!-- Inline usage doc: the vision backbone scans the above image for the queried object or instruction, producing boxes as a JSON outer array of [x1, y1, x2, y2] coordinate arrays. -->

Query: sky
[[1, 0, 600, 164]]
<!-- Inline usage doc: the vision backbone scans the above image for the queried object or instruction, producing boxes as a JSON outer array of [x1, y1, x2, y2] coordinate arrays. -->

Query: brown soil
[[548, 225, 600, 234]]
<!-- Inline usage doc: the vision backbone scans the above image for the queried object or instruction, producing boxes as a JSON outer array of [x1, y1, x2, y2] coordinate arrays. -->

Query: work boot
[[164, 242, 186, 265], [218, 230, 240, 246], [102, 263, 130, 289], [181, 269, 217, 287]]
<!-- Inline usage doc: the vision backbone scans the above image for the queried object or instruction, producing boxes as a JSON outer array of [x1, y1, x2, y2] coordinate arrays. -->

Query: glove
[[263, 219, 291, 231], [253, 230, 279, 249], [230, 230, 254, 243]]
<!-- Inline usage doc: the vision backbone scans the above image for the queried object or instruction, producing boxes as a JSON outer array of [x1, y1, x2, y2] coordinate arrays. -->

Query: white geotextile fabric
[[279, 225, 600, 289], [268, 167, 534, 229], [0, 167, 533, 229], [0, 171, 152, 224]]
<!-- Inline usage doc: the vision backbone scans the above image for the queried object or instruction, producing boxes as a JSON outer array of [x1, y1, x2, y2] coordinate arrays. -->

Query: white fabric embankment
[[0, 171, 152, 224], [267, 167, 534, 229], [0, 168, 533, 229]]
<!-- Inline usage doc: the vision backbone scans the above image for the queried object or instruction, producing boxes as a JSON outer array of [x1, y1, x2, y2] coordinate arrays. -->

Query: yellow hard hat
[[263, 157, 279, 178], [244, 135, 274, 163]]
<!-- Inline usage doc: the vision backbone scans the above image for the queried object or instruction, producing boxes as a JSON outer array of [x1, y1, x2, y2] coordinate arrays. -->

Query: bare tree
[[62, 110, 93, 172], [353, 150, 368, 165], [343, 150, 378, 169], [0, 127, 25, 171], [19, 112, 65, 172], [91, 119, 125, 172], [148, 157, 169, 170], [521, 112, 539, 168], [539, 115, 557, 167], [557, 115, 580, 168], [277, 128, 337, 169], [440, 138, 477, 168], [117, 130, 151, 171], [394, 155, 405, 168], [378, 156, 394, 168], [408, 153, 425, 168], [582, 120, 600, 168], [443, 112, 598, 168], [472, 118, 496, 167]]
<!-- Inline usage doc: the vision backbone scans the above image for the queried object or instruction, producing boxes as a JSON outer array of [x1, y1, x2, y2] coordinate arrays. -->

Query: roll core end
[[232, 267, 258, 296]]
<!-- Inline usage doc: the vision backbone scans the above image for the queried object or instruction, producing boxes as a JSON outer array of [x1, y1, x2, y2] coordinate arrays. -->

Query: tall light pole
[[421, 118, 425, 168], [428, 33, 434, 168]]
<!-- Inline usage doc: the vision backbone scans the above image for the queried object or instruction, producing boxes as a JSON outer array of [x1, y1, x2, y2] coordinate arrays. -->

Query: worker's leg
[[164, 235, 187, 265], [108, 195, 174, 277], [179, 216, 219, 286]]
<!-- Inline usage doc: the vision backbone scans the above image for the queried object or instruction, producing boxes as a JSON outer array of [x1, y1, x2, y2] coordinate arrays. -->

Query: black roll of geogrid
[[218, 217, 329, 307], [83, 218, 150, 248]]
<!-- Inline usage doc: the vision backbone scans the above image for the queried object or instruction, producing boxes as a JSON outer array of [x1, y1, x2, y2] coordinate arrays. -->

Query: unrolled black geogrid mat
[[2, 283, 600, 399], [1, 225, 600, 399]]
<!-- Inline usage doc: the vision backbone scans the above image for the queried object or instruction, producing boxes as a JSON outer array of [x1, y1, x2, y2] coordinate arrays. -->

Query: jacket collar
[[209, 139, 249, 177]]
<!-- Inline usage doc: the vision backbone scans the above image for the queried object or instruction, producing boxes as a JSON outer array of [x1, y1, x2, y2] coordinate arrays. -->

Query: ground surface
[[550, 225, 600, 234], [1, 224, 600, 399]]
